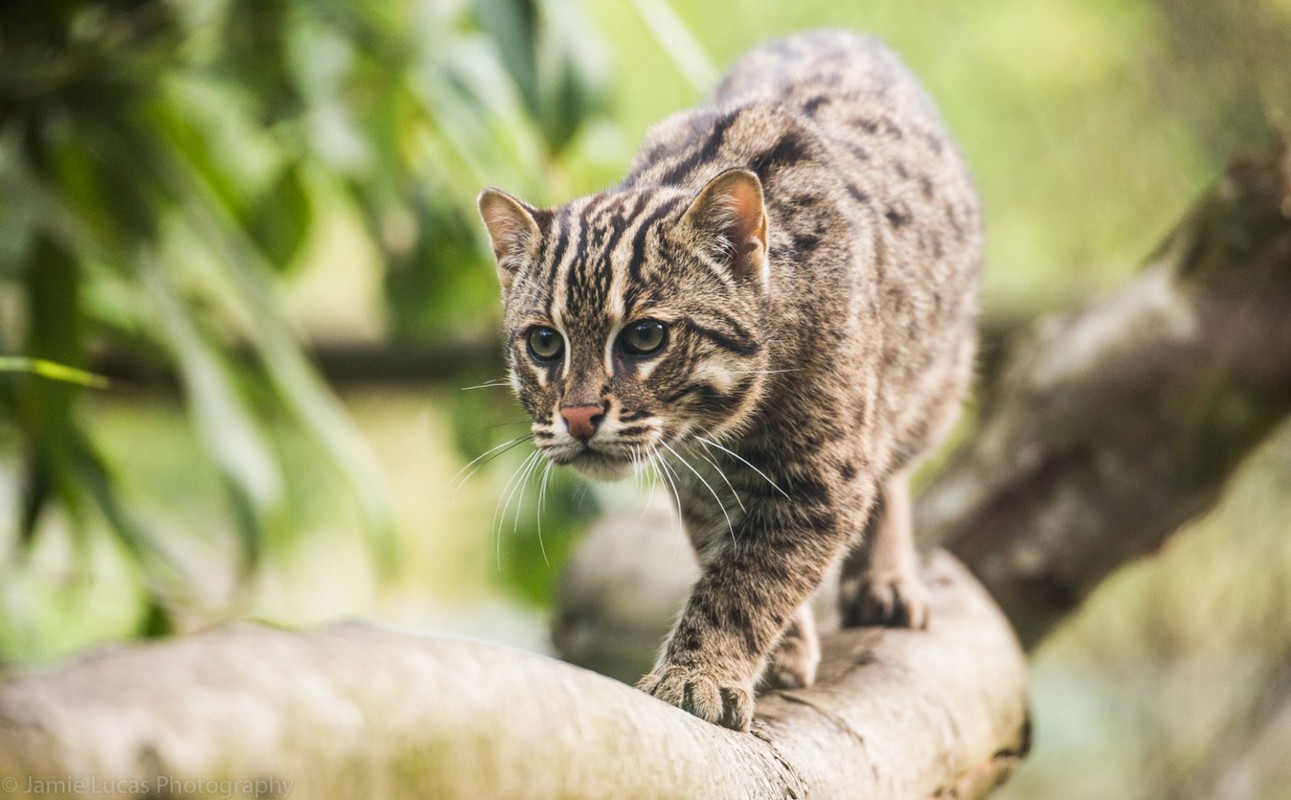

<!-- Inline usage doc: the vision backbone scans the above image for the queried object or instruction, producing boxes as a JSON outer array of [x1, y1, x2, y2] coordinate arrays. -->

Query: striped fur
[[479, 32, 981, 730]]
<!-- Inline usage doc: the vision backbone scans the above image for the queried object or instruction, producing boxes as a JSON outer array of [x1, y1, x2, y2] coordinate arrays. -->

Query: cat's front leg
[[637, 499, 855, 730]]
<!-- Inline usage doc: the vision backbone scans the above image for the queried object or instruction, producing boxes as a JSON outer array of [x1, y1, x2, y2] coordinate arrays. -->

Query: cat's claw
[[839, 570, 931, 630], [637, 666, 753, 731]]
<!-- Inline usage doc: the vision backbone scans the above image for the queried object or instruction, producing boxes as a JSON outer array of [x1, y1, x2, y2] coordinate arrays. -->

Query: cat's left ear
[[679, 169, 769, 289], [478, 188, 546, 294]]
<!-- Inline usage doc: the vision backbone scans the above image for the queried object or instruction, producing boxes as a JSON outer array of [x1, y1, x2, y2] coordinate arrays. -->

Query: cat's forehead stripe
[[598, 195, 647, 322], [542, 206, 569, 288], [628, 195, 685, 287], [547, 191, 667, 334], [548, 211, 585, 326], [581, 191, 612, 221], [605, 194, 646, 252]]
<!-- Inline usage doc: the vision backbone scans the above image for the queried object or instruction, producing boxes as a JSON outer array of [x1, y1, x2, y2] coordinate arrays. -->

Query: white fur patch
[[691, 359, 737, 394]]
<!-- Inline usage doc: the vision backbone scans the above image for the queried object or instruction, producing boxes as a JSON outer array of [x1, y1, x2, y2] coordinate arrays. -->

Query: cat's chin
[[567, 451, 637, 481]]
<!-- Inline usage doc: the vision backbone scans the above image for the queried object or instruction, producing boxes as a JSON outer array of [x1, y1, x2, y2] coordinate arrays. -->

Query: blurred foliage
[[0, 0, 608, 627]]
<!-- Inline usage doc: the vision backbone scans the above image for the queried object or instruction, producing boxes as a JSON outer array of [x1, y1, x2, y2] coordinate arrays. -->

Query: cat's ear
[[478, 188, 545, 293], [679, 169, 769, 288]]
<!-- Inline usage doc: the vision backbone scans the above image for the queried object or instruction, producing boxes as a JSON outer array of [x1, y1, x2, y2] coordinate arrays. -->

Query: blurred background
[[1, 0, 1289, 797]]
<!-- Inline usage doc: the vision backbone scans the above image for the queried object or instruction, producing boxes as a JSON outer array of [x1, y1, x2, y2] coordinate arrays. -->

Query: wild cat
[[477, 31, 980, 730]]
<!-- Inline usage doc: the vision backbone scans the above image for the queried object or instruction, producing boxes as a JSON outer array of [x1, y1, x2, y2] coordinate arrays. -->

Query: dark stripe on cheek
[[687, 321, 762, 356], [707, 310, 757, 350], [695, 383, 743, 416], [660, 381, 743, 416], [616, 423, 655, 436]]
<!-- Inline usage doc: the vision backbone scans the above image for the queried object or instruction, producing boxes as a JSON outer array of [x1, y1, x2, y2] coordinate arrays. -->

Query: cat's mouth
[[536, 414, 674, 481], [567, 448, 637, 480], [540, 439, 655, 481]]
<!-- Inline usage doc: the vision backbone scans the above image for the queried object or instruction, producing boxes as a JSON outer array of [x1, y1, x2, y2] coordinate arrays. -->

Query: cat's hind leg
[[762, 603, 820, 690], [838, 469, 930, 629]]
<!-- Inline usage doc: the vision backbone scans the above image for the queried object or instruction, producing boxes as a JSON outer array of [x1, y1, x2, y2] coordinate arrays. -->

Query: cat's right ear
[[679, 169, 769, 290], [478, 188, 544, 294]]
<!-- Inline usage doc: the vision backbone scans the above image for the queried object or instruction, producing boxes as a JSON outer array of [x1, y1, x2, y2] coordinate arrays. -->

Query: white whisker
[[663, 441, 736, 546], [694, 434, 790, 499], [635, 444, 657, 518], [492, 449, 540, 571], [449, 434, 533, 494], [629, 444, 641, 497], [649, 447, 686, 554], [512, 448, 544, 535], [537, 460, 555, 567], [687, 441, 746, 513]]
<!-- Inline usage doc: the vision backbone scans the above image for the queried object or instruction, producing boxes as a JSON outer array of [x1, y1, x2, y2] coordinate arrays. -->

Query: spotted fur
[[479, 32, 980, 730]]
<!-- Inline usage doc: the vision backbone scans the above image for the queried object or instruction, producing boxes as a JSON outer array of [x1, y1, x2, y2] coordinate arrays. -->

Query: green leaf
[[0, 357, 111, 389], [382, 190, 496, 339], [65, 424, 186, 593], [247, 164, 313, 271], [15, 236, 85, 544]]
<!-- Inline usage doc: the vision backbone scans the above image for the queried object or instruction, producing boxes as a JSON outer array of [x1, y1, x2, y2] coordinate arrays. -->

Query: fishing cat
[[477, 31, 980, 731]]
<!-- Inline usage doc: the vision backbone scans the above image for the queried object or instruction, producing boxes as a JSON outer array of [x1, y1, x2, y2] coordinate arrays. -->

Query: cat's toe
[[840, 571, 931, 630], [637, 665, 753, 731]]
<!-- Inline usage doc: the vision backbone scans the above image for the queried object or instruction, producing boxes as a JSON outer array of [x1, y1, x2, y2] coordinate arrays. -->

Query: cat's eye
[[527, 326, 564, 363], [619, 319, 668, 357]]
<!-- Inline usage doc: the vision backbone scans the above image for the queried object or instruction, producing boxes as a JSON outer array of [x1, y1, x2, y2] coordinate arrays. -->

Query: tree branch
[[919, 136, 1291, 648], [0, 553, 1026, 800]]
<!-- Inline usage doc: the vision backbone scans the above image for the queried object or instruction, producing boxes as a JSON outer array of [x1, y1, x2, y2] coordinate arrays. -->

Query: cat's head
[[477, 169, 772, 480]]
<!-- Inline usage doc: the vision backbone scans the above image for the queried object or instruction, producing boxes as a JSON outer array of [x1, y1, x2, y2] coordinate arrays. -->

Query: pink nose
[[561, 404, 605, 442]]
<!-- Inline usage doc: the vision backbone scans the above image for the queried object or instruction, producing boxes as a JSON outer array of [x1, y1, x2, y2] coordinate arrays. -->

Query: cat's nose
[[561, 403, 605, 442]]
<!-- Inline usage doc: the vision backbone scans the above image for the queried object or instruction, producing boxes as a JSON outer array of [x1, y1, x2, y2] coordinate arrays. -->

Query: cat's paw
[[637, 665, 754, 731], [839, 569, 931, 629], [762, 625, 820, 690]]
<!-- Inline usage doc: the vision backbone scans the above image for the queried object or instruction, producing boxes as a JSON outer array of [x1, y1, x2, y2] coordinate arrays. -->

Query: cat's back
[[627, 32, 981, 476], [627, 32, 970, 196], [711, 31, 938, 130]]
